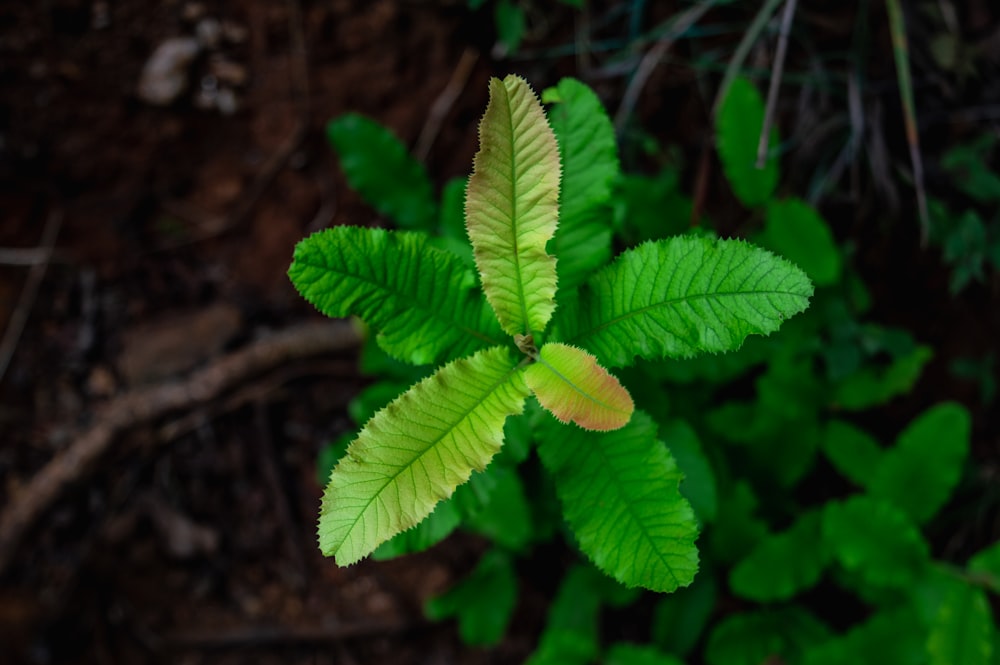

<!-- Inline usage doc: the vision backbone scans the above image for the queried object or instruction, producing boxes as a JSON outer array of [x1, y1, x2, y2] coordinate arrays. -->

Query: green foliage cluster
[[929, 134, 1000, 293], [293, 74, 997, 664]]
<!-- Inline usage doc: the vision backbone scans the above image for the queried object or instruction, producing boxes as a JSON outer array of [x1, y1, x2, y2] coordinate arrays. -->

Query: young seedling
[[289, 75, 812, 592]]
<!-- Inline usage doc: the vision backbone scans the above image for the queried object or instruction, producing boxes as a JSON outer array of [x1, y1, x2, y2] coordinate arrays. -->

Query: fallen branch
[[0, 321, 361, 575]]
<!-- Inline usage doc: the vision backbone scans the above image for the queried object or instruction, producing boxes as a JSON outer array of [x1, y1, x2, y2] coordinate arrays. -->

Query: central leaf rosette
[[306, 74, 635, 567]]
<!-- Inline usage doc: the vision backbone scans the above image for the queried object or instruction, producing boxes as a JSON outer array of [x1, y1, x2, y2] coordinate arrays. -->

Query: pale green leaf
[[729, 510, 829, 602], [525, 343, 634, 431], [821, 419, 884, 488], [537, 411, 699, 592], [289, 226, 503, 365], [327, 114, 437, 229], [715, 76, 779, 208], [557, 235, 813, 367], [968, 541, 1000, 594], [928, 582, 995, 665], [822, 496, 929, 590], [869, 402, 971, 524], [426, 549, 517, 646], [466, 74, 560, 336], [318, 346, 529, 565], [762, 198, 842, 286], [544, 78, 618, 288]]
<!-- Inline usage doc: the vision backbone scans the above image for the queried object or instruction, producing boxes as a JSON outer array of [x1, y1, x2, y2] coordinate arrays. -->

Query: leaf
[[762, 198, 842, 286], [729, 510, 829, 602], [466, 74, 560, 336], [705, 608, 831, 665], [289, 226, 504, 365], [821, 419, 884, 488], [326, 114, 437, 229], [525, 343, 634, 431], [802, 606, 926, 665], [494, 0, 525, 55], [604, 643, 686, 665], [461, 464, 533, 551], [318, 346, 530, 565], [432, 175, 475, 265], [544, 78, 618, 288], [832, 344, 933, 410], [661, 419, 717, 523], [537, 411, 699, 592], [821, 496, 929, 590], [613, 170, 693, 246], [869, 402, 971, 524], [927, 582, 995, 665], [651, 570, 717, 657], [968, 541, 1000, 594], [715, 76, 779, 208], [707, 481, 768, 565], [525, 565, 607, 665], [425, 549, 518, 646], [557, 235, 813, 367]]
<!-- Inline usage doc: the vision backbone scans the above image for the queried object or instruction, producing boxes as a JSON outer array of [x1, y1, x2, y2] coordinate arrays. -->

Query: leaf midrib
[[564, 287, 809, 344], [501, 83, 532, 335], [331, 354, 525, 559], [297, 256, 503, 347], [534, 352, 628, 414]]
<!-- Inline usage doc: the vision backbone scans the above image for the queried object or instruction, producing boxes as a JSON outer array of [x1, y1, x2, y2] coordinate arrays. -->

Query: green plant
[[289, 74, 812, 600]]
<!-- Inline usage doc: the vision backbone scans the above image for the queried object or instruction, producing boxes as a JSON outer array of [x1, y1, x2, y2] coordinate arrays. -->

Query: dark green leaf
[[762, 198, 842, 286], [729, 510, 829, 602], [327, 114, 437, 229], [426, 549, 518, 646], [715, 77, 779, 208], [869, 402, 971, 524]]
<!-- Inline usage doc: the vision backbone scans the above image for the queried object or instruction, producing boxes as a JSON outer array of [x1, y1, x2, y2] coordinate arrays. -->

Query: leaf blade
[[466, 75, 560, 336], [537, 411, 699, 592], [327, 114, 437, 230], [557, 235, 813, 366], [318, 346, 529, 565], [543, 78, 618, 289], [288, 226, 503, 365], [525, 343, 634, 431]]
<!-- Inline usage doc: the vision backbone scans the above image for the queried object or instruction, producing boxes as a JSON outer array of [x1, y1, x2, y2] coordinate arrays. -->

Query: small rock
[[195, 17, 221, 49], [181, 2, 206, 22], [136, 37, 201, 106], [209, 56, 248, 87], [85, 365, 117, 398]]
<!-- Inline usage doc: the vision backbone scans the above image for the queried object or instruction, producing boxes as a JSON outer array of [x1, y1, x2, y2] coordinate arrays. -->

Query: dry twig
[[756, 0, 798, 168], [0, 209, 62, 384], [414, 47, 479, 163], [0, 321, 361, 575]]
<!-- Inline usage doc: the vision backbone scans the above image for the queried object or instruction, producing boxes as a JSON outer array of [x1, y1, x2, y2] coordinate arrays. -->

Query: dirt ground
[[1, 1, 998, 663]]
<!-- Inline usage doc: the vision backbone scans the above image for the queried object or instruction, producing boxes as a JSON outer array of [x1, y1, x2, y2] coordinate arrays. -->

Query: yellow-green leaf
[[318, 346, 529, 565], [525, 343, 633, 431], [466, 75, 560, 336]]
